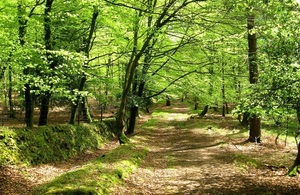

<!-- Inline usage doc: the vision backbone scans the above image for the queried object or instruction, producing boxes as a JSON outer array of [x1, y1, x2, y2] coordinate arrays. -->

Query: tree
[[18, 0, 45, 127], [69, 6, 99, 124], [38, 0, 56, 126], [247, 15, 261, 143], [105, 0, 206, 144]]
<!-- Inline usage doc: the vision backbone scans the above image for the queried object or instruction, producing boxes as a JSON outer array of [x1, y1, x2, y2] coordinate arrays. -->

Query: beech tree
[[104, 0, 208, 143]]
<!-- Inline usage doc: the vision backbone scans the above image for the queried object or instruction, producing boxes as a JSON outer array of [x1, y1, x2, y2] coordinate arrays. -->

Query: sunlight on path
[[113, 103, 300, 195], [112, 103, 245, 194]]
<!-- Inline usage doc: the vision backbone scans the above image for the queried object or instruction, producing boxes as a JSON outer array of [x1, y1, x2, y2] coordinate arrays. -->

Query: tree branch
[[103, 0, 148, 13], [146, 62, 214, 99]]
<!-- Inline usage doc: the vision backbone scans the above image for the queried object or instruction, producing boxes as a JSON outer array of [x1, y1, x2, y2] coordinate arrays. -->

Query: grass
[[32, 143, 148, 195]]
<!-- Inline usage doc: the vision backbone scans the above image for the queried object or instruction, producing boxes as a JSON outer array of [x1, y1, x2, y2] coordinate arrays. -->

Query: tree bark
[[166, 96, 171, 106], [249, 116, 261, 143], [127, 106, 138, 135], [247, 15, 261, 143], [199, 105, 209, 117], [296, 103, 300, 126], [8, 64, 15, 118], [222, 60, 226, 117], [194, 102, 199, 110], [38, 0, 55, 126], [38, 92, 50, 126]]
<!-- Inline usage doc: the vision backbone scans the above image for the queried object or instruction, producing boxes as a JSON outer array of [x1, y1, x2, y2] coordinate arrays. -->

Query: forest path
[[112, 101, 300, 195]]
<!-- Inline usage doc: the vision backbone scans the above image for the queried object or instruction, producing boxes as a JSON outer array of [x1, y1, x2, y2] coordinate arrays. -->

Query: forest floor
[[112, 101, 300, 195], [1, 101, 300, 194]]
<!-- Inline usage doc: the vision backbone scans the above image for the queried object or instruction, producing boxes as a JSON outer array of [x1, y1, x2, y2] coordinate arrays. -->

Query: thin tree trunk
[[116, 10, 142, 140], [247, 15, 261, 143], [69, 75, 87, 124], [166, 96, 171, 106], [8, 64, 15, 118], [38, 92, 51, 126], [194, 102, 199, 110], [127, 106, 138, 135], [69, 7, 99, 124], [222, 61, 226, 117], [199, 105, 209, 117]]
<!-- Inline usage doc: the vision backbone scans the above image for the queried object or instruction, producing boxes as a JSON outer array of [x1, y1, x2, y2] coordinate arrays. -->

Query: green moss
[[32, 143, 148, 195], [141, 118, 158, 128], [0, 122, 114, 166], [288, 165, 300, 177]]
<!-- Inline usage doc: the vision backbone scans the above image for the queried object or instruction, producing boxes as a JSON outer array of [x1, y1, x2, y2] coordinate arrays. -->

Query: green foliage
[[0, 123, 114, 166], [32, 143, 148, 195]]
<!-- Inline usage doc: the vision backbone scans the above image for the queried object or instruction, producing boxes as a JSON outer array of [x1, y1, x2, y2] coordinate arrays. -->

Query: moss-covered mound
[[32, 143, 148, 195], [0, 123, 114, 166]]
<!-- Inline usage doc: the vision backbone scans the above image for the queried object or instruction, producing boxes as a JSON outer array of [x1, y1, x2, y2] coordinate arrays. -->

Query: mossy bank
[[0, 122, 114, 166]]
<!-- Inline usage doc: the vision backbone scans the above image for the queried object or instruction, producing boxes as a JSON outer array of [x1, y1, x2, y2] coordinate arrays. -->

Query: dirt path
[[113, 102, 300, 195]]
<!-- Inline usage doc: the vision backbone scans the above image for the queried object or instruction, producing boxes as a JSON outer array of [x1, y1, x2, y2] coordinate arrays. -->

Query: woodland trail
[[2, 101, 300, 194], [112, 101, 300, 195]]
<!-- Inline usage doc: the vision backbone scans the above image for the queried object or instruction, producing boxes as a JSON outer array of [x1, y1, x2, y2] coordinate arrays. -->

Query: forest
[[1, 0, 300, 194]]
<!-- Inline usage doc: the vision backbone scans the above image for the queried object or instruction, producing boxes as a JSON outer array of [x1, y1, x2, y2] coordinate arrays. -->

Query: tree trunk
[[222, 104, 226, 117], [247, 15, 261, 142], [288, 132, 300, 176], [226, 102, 229, 114], [38, 0, 55, 126], [69, 8, 98, 124], [80, 97, 92, 123], [24, 84, 34, 128], [222, 60, 225, 117], [241, 112, 250, 126], [115, 10, 142, 142], [69, 75, 87, 124], [38, 92, 50, 126], [296, 104, 300, 126], [18, 2, 34, 127], [127, 106, 138, 135], [199, 105, 209, 117], [194, 102, 199, 110], [166, 97, 171, 106], [8, 64, 15, 118], [248, 116, 261, 143], [115, 0, 190, 143]]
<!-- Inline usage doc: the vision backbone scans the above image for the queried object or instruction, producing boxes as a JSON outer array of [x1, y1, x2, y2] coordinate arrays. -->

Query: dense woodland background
[[0, 0, 300, 170]]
